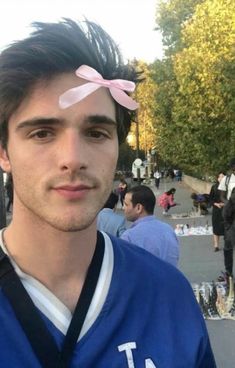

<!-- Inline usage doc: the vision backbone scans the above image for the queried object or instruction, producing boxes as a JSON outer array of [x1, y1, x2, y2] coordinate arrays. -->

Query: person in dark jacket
[[223, 188, 235, 256], [209, 172, 226, 251]]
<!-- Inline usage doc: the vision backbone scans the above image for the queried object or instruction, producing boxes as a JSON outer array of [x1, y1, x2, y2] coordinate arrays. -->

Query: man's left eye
[[87, 130, 109, 139], [35, 130, 51, 138]]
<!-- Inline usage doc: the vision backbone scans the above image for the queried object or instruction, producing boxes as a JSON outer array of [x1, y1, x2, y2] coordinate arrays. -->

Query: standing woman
[[209, 172, 226, 251]]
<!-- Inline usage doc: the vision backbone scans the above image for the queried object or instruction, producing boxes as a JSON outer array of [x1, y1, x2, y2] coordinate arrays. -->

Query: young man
[[121, 185, 179, 267], [0, 19, 216, 367]]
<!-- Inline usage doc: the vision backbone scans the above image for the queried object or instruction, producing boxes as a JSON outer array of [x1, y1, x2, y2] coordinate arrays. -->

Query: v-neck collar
[[0, 229, 114, 340]]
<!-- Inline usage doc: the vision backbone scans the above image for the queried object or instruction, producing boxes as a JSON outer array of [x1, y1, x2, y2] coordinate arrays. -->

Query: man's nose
[[58, 130, 88, 172]]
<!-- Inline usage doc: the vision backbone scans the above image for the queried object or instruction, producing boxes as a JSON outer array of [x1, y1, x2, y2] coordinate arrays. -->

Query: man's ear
[[0, 145, 11, 173], [136, 203, 143, 214]]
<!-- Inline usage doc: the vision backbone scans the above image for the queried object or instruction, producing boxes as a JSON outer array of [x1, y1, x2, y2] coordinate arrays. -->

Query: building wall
[[183, 175, 212, 194]]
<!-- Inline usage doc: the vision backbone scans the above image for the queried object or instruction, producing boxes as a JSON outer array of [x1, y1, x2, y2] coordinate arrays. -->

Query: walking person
[[209, 171, 226, 251], [0, 18, 215, 367], [153, 168, 161, 189]]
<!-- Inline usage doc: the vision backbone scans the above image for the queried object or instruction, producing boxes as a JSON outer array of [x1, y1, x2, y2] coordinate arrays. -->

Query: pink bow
[[59, 65, 139, 110]]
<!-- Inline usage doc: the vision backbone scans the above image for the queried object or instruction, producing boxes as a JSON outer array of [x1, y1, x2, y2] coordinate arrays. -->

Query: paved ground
[[148, 178, 235, 368]]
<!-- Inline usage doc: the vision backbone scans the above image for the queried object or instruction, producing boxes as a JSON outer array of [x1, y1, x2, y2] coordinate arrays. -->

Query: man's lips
[[52, 184, 92, 199]]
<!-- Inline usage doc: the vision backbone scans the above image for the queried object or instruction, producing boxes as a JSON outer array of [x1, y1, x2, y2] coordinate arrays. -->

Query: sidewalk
[[150, 178, 235, 368]]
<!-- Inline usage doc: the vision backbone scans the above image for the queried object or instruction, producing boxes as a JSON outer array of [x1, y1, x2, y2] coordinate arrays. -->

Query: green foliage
[[151, 0, 235, 176], [156, 0, 204, 54], [134, 61, 158, 154]]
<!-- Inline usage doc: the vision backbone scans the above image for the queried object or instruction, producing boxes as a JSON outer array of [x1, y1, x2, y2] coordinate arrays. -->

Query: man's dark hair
[[127, 185, 155, 214], [0, 18, 140, 148], [103, 191, 119, 209]]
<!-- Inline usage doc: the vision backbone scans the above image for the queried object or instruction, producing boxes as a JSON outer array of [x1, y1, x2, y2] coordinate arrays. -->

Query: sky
[[0, 0, 163, 63]]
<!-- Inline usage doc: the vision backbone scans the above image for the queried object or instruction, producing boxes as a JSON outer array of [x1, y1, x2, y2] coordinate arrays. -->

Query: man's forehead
[[9, 73, 116, 127], [125, 192, 133, 202]]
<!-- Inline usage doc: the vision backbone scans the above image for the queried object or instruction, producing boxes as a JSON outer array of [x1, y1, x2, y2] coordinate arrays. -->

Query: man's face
[[0, 73, 118, 231], [123, 192, 138, 222]]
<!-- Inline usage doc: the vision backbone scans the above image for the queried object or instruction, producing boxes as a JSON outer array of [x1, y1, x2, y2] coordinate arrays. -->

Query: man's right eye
[[29, 129, 54, 140]]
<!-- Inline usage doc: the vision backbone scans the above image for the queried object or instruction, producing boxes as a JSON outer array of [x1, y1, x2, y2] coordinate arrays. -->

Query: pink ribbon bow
[[59, 65, 139, 110]]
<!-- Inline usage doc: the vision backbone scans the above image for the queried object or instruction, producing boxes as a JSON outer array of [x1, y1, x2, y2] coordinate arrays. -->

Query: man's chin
[[50, 221, 94, 233], [43, 213, 97, 233]]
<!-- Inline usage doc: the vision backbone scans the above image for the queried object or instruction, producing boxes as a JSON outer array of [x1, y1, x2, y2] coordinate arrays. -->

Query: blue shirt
[[97, 208, 126, 237], [121, 215, 179, 266], [0, 235, 215, 367]]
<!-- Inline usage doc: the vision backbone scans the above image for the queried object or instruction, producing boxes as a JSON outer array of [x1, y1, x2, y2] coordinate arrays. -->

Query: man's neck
[[136, 211, 151, 220], [3, 217, 97, 311]]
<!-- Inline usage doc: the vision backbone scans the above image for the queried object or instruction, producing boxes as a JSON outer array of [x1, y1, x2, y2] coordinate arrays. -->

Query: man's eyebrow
[[84, 115, 117, 126], [15, 115, 117, 131], [16, 117, 61, 131]]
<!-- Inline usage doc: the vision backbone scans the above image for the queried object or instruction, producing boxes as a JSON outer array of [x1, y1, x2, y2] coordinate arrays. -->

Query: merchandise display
[[175, 224, 213, 236], [192, 278, 235, 320]]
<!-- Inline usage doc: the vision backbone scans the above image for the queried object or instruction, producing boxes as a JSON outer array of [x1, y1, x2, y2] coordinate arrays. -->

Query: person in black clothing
[[223, 188, 235, 267], [218, 158, 235, 281], [209, 172, 225, 251]]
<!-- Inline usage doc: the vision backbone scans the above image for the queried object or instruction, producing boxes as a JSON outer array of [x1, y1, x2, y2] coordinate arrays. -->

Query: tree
[[152, 0, 235, 175], [131, 61, 158, 155], [155, 0, 204, 55], [173, 0, 235, 173], [151, 58, 179, 165]]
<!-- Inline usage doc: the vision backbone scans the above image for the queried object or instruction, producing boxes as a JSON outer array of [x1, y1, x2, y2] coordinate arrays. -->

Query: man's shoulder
[[153, 217, 172, 227], [145, 217, 175, 233], [122, 216, 174, 235]]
